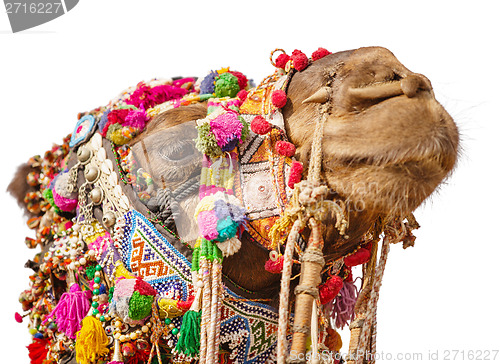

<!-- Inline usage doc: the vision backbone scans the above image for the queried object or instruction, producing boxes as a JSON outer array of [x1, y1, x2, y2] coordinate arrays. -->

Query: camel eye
[[158, 142, 197, 162]]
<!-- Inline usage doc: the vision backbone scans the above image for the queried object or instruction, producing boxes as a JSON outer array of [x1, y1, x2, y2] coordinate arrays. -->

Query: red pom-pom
[[177, 295, 195, 310], [344, 247, 371, 267], [265, 254, 284, 274], [311, 47, 332, 61], [291, 49, 309, 71], [228, 70, 248, 90], [133, 277, 157, 296], [251, 116, 272, 135], [15, 312, 23, 323], [28, 338, 49, 364], [275, 53, 291, 69], [319, 275, 344, 305], [271, 90, 287, 108], [275, 141, 296, 157], [288, 161, 303, 188], [237, 89, 248, 101]]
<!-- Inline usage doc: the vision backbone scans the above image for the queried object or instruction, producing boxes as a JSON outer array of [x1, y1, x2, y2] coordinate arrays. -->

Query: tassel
[[75, 316, 109, 364], [27, 338, 49, 364], [108, 339, 124, 364], [176, 282, 203, 355], [42, 283, 91, 339], [331, 280, 358, 329]]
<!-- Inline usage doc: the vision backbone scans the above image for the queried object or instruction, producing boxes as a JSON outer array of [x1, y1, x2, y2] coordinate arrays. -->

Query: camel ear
[[7, 163, 38, 218]]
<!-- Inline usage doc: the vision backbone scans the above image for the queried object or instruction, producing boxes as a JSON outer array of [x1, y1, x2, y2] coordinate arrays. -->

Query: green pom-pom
[[42, 188, 61, 215], [128, 291, 154, 320], [195, 122, 222, 157], [191, 247, 200, 272], [175, 310, 201, 355], [86, 265, 96, 280], [214, 73, 240, 98], [216, 216, 238, 242]]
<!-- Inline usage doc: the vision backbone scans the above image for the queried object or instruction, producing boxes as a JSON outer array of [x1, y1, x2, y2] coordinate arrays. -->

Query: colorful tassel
[[176, 310, 202, 355], [75, 316, 109, 364], [27, 338, 49, 364], [42, 283, 91, 339]]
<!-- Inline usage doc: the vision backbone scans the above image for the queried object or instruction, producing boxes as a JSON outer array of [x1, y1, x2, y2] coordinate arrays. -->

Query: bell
[[90, 187, 103, 205], [102, 211, 116, 228], [77, 146, 92, 164], [84, 165, 100, 183], [111, 338, 124, 363]]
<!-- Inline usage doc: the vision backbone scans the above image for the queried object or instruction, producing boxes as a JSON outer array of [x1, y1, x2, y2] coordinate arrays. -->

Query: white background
[[1, 1, 499, 362]]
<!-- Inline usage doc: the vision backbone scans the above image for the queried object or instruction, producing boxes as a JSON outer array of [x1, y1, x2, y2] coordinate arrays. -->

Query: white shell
[[105, 159, 113, 172], [97, 148, 106, 162], [100, 162, 110, 175], [119, 195, 130, 210], [91, 133, 102, 149], [114, 184, 123, 197], [109, 172, 118, 186]]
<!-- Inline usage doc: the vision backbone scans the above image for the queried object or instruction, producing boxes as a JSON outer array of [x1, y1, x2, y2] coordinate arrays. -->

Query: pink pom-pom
[[265, 254, 284, 274], [52, 190, 77, 212], [275, 141, 296, 157], [124, 109, 149, 130], [15, 312, 23, 323], [288, 161, 303, 188], [312, 47, 331, 61], [237, 89, 248, 101], [271, 90, 287, 108], [251, 116, 272, 135], [291, 49, 309, 71], [319, 275, 344, 305], [344, 247, 371, 267], [197, 210, 219, 241], [275, 53, 290, 69]]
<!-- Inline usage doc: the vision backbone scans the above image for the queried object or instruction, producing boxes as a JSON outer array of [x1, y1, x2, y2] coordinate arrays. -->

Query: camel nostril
[[401, 74, 433, 98]]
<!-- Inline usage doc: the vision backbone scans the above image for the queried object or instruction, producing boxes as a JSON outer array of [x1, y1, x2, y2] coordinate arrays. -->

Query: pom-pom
[[214, 73, 240, 98], [319, 275, 344, 305], [344, 247, 371, 267], [271, 89, 287, 108], [291, 49, 309, 71], [237, 89, 248, 101], [324, 327, 342, 352], [288, 161, 303, 188], [27, 338, 49, 364], [197, 210, 219, 241], [200, 71, 218, 94], [124, 109, 149, 130], [275, 141, 296, 157], [128, 291, 155, 320], [265, 254, 284, 273], [15, 312, 23, 323], [312, 47, 331, 61], [228, 70, 248, 90], [251, 116, 272, 135], [275, 53, 290, 69], [216, 236, 241, 257], [75, 316, 109, 364]]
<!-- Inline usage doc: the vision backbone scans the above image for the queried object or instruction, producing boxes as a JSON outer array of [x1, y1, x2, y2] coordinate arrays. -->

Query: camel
[[9, 46, 458, 364]]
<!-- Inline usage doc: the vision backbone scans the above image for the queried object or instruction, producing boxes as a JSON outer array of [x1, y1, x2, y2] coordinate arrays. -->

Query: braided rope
[[355, 234, 391, 364]]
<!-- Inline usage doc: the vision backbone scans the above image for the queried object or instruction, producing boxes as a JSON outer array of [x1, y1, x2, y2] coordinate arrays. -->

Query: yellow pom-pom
[[75, 316, 109, 364]]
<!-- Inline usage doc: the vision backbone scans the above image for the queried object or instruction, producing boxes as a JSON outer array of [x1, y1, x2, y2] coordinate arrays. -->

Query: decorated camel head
[[9, 46, 458, 364]]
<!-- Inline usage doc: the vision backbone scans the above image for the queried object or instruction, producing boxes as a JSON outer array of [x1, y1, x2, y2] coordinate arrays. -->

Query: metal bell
[[90, 187, 103, 205], [77, 146, 92, 164], [102, 211, 116, 228], [84, 164, 100, 183]]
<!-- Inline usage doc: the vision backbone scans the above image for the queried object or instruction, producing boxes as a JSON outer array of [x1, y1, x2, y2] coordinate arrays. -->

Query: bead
[[113, 332, 121, 340], [92, 301, 99, 308], [146, 322, 152, 328], [141, 325, 149, 333], [79, 257, 87, 266], [119, 335, 127, 342], [130, 332, 137, 340], [87, 249, 96, 257], [164, 318, 172, 325], [94, 277, 101, 284], [114, 321, 122, 328], [99, 315, 106, 322], [168, 323, 175, 329], [171, 328, 179, 335], [93, 289, 100, 295], [92, 309, 99, 316], [95, 264, 102, 271]]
